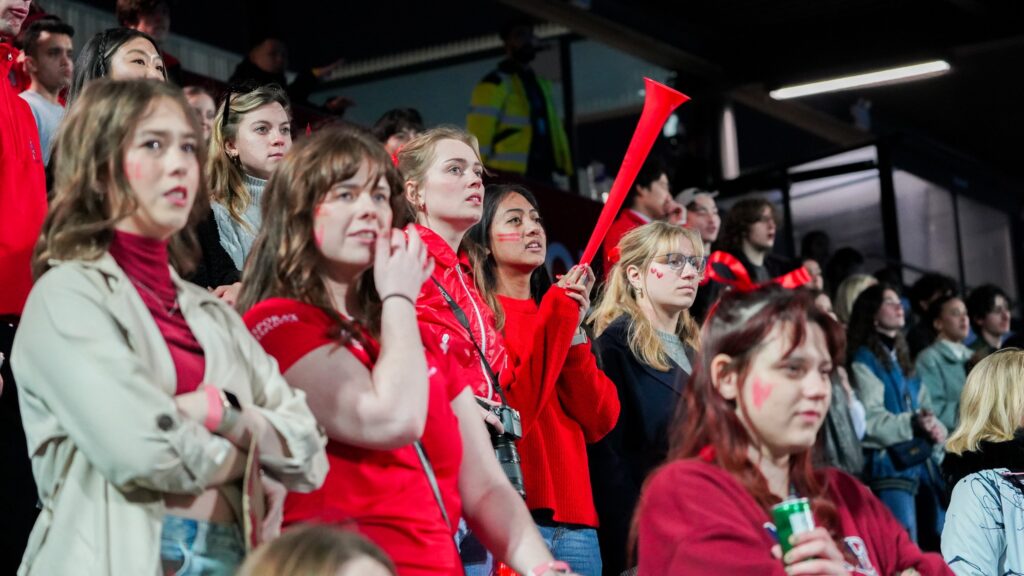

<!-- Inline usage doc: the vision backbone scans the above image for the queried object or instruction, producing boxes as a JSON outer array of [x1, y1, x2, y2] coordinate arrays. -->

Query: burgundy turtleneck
[[109, 230, 206, 395]]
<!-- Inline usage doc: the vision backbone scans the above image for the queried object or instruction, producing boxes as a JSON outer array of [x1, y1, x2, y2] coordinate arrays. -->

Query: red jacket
[[602, 209, 649, 274], [499, 291, 620, 526], [637, 459, 952, 575], [414, 224, 508, 401], [1, 42, 47, 316]]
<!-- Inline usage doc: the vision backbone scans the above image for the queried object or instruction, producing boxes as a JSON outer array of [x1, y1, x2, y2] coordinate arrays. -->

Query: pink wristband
[[204, 385, 224, 432], [530, 560, 570, 576]]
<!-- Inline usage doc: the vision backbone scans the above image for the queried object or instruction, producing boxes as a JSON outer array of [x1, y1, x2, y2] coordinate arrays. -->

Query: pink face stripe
[[495, 232, 522, 242]]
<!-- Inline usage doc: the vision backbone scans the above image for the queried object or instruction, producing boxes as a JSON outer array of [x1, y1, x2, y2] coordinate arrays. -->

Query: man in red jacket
[[601, 156, 681, 275], [1, 0, 47, 572]]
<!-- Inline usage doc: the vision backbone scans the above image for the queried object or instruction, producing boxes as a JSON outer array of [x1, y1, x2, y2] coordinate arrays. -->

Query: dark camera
[[480, 401, 526, 498]]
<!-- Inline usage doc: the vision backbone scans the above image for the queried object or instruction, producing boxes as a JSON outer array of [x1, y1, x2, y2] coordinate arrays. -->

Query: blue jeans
[[536, 524, 602, 576], [457, 518, 493, 576], [877, 486, 945, 546], [160, 515, 245, 576]]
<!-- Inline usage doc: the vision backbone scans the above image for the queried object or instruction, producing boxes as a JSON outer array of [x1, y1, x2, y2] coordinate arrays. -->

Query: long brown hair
[[206, 84, 291, 229], [589, 221, 703, 371], [236, 126, 401, 339], [671, 287, 845, 536], [35, 78, 207, 278]]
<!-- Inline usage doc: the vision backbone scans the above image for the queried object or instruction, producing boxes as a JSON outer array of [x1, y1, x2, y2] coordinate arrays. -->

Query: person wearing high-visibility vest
[[467, 21, 573, 187]]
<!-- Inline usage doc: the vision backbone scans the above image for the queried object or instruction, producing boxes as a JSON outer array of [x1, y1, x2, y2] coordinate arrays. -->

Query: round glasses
[[654, 253, 707, 275]]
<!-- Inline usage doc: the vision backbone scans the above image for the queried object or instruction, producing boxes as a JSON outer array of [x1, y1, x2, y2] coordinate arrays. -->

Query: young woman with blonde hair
[[238, 525, 397, 576], [587, 220, 704, 575], [207, 83, 292, 271], [11, 78, 326, 576], [942, 348, 1024, 574]]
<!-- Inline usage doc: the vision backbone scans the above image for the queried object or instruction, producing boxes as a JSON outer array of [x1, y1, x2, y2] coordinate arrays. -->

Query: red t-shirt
[[637, 459, 951, 575], [244, 298, 466, 576]]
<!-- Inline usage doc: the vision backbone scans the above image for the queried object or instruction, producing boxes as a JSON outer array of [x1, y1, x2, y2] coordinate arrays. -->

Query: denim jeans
[[877, 486, 945, 547], [536, 524, 602, 576], [457, 518, 493, 576], [160, 515, 245, 576]]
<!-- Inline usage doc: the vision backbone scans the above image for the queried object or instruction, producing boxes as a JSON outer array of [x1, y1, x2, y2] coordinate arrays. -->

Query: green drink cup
[[771, 497, 815, 558]]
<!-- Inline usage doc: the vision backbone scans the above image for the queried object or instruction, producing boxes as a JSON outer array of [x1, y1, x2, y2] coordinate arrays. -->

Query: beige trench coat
[[11, 254, 328, 575]]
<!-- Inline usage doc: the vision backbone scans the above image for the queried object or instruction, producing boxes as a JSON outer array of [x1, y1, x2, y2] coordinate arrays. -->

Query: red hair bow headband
[[702, 251, 812, 292]]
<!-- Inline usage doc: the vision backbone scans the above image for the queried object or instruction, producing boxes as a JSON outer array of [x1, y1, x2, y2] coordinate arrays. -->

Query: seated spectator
[[66, 27, 166, 108], [18, 16, 73, 165], [184, 85, 216, 141], [207, 83, 292, 271], [679, 187, 720, 321], [601, 156, 674, 275], [915, 295, 971, 432], [848, 284, 947, 547], [373, 107, 424, 155], [238, 525, 397, 576], [11, 79, 326, 575], [228, 33, 348, 114], [965, 284, 1011, 370], [636, 287, 949, 574], [810, 288, 866, 477], [906, 273, 957, 359], [588, 221, 704, 575], [824, 246, 865, 298], [239, 127, 574, 576], [116, 0, 181, 84], [942, 349, 1024, 575], [466, 183, 620, 576], [833, 273, 877, 326]]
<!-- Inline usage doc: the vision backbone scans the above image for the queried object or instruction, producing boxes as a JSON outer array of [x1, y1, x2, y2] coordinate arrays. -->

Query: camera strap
[[413, 441, 452, 531], [430, 277, 510, 407]]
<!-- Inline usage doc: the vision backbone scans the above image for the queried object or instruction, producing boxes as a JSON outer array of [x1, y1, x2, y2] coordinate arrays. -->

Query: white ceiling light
[[769, 60, 951, 100]]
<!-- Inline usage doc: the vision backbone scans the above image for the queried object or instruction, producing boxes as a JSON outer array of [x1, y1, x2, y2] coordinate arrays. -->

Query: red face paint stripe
[[495, 233, 522, 242]]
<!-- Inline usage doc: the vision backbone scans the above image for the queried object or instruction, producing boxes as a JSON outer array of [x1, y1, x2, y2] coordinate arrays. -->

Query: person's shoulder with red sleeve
[[602, 210, 645, 274], [0, 41, 47, 316], [242, 297, 336, 373], [637, 458, 787, 575], [822, 468, 953, 575]]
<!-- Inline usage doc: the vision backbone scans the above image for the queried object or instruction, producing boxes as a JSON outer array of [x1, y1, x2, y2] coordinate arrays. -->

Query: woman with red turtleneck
[[11, 79, 326, 576]]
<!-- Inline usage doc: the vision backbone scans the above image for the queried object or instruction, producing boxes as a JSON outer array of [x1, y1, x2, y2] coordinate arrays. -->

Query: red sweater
[[1, 42, 47, 315], [499, 290, 620, 526], [637, 459, 952, 575]]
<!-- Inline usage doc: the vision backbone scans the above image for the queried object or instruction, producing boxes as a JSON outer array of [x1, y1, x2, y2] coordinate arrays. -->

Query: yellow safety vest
[[467, 65, 573, 177]]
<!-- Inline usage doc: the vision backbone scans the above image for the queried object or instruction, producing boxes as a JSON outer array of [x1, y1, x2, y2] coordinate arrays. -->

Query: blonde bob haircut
[[237, 524, 396, 576], [207, 83, 291, 229], [35, 78, 207, 278], [946, 348, 1024, 455], [394, 125, 483, 227], [833, 273, 878, 325], [589, 221, 703, 371]]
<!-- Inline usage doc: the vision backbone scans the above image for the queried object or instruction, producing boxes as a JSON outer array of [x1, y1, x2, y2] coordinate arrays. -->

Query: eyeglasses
[[881, 299, 903, 308], [654, 253, 707, 274]]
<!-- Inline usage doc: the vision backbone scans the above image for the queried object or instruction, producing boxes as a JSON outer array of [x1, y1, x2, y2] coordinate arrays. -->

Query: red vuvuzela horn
[[578, 78, 690, 266]]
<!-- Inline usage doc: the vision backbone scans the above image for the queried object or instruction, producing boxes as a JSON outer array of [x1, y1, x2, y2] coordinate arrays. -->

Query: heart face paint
[[751, 376, 774, 410], [650, 266, 664, 279]]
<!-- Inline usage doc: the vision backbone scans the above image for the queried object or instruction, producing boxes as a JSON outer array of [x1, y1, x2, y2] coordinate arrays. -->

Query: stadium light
[[769, 60, 951, 100]]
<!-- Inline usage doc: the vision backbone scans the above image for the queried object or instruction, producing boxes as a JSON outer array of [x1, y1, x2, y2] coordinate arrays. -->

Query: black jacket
[[588, 315, 691, 576]]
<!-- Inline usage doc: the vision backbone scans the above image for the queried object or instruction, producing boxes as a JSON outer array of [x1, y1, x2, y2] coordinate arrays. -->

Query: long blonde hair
[[946, 349, 1024, 454], [36, 78, 207, 278], [394, 125, 483, 227], [206, 84, 290, 228], [590, 221, 703, 371]]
